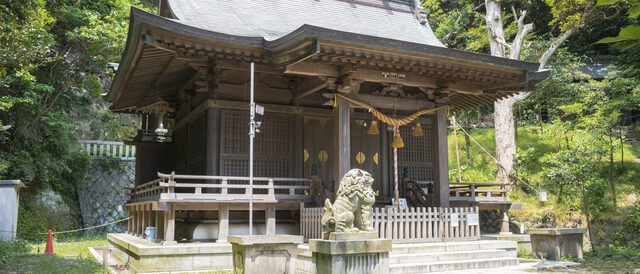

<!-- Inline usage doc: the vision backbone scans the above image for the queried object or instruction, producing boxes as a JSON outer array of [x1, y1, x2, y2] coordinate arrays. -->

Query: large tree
[[484, 0, 613, 184]]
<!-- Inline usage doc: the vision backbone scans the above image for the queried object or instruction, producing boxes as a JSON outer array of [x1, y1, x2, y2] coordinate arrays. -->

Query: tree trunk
[[609, 133, 617, 208], [494, 96, 518, 185], [485, 0, 506, 58]]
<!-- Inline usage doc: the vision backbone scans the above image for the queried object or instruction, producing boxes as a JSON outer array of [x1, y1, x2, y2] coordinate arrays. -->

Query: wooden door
[[303, 116, 334, 191], [350, 119, 382, 194]]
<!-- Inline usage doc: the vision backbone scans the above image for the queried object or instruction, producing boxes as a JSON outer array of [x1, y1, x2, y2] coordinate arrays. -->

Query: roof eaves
[[267, 24, 541, 72]]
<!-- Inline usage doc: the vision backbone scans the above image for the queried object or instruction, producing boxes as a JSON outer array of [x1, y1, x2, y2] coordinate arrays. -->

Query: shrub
[[0, 239, 31, 269]]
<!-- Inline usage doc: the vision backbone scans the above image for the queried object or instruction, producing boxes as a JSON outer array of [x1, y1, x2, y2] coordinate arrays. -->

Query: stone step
[[389, 257, 519, 273], [389, 249, 511, 264], [391, 240, 516, 254]]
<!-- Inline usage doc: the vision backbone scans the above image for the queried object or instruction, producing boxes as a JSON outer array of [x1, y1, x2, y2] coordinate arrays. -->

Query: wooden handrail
[[156, 172, 311, 182]]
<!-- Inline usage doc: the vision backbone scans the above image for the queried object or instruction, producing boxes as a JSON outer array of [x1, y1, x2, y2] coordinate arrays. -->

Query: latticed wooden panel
[[398, 125, 432, 163], [400, 165, 434, 182], [220, 110, 293, 182], [398, 124, 434, 181], [221, 110, 291, 158], [219, 158, 290, 178]]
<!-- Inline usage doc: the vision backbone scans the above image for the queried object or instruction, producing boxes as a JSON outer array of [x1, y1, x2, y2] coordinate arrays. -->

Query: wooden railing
[[448, 182, 508, 203], [79, 140, 135, 160], [128, 172, 312, 203], [300, 206, 480, 243]]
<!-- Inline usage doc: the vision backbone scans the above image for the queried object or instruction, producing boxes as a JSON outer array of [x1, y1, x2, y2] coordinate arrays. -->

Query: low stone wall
[[76, 160, 134, 234]]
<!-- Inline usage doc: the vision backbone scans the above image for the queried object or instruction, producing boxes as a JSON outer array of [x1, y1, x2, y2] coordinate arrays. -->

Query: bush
[[0, 239, 31, 269]]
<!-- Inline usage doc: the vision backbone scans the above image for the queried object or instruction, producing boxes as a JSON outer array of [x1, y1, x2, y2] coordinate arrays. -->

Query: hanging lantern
[[367, 120, 380, 135], [392, 130, 405, 148], [412, 122, 424, 137], [155, 113, 168, 136]]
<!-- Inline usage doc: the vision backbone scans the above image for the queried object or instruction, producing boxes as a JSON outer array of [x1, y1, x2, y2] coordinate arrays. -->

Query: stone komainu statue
[[321, 169, 375, 238]]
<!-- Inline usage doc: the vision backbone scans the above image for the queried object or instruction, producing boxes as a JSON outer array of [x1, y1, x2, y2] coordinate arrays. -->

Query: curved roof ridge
[[165, 0, 444, 47]]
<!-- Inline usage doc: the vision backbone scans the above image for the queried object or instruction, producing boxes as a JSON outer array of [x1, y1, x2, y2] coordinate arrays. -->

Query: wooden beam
[[295, 82, 327, 102], [216, 60, 282, 75], [322, 93, 435, 111], [333, 97, 351, 191], [285, 62, 441, 88], [206, 99, 333, 117], [284, 62, 340, 77], [432, 109, 449, 208]]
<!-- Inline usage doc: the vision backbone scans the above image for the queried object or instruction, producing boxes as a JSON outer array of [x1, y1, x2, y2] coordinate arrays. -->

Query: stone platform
[[482, 234, 531, 253], [107, 233, 233, 273]]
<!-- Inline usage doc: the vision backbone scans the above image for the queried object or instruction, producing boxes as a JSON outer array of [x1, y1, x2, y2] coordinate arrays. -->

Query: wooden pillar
[[155, 211, 163, 241], [141, 204, 147, 235], [266, 204, 276, 235], [333, 97, 351, 191], [380, 130, 390, 199], [432, 109, 450, 207], [135, 205, 141, 235], [163, 203, 176, 244], [293, 115, 304, 178], [206, 108, 220, 177], [218, 204, 229, 242], [127, 205, 132, 233], [145, 204, 151, 231]]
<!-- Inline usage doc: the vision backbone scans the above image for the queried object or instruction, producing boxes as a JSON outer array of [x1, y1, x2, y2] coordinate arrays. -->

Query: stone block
[[228, 235, 303, 274], [528, 228, 586, 260], [310, 238, 392, 274]]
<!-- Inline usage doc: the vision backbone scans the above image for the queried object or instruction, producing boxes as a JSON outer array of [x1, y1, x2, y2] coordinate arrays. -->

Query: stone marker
[[311, 169, 392, 274], [228, 235, 303, 274], [528, 228, 587, 260], [0, 180, 24, 241]]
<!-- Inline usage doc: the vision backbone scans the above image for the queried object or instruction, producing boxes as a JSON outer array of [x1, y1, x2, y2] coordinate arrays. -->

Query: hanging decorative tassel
[[367, 120, 379, 135], [412, 122, 424, 137], [392, 130, 404, 148]]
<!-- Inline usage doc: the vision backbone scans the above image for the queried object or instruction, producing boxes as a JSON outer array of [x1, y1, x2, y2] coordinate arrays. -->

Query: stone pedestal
[[528, 228, 586, 260], [228, 235, 303, 274], [309, 232, 391, 274]]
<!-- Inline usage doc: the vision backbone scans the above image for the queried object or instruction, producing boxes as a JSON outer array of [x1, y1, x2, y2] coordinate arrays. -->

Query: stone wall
[[76, 160, 134, 234]]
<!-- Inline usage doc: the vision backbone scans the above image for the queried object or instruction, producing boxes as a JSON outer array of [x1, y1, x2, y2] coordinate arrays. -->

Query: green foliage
[[0, 240, 31, 269], [596, 0, 640, 49], [0, 0, 152, 237]]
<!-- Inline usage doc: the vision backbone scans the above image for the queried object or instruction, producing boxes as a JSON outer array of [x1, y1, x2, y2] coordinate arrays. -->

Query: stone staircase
[[389, 240, 518, 273]]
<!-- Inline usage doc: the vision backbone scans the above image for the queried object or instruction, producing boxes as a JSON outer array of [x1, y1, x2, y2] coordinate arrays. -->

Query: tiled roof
[[165, 0, 444, 47]]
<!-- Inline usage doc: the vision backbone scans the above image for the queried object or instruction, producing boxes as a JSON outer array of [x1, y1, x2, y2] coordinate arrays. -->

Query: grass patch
[[542, 245, 640, 273], [1, 236, 106, 273]]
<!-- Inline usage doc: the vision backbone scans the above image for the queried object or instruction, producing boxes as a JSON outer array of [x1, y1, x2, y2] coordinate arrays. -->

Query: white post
[[249, 62, 255, 235]]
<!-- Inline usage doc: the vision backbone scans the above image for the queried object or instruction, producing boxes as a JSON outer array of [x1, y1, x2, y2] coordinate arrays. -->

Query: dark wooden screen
[[172, 111, 207, 175], [397, 124, 434, 182], [220, 110, 293, 178], [303, 116, 334, 190], [188, 113, 207, 175], [350, 119, 382, 192], [173, 124, 188, 174]]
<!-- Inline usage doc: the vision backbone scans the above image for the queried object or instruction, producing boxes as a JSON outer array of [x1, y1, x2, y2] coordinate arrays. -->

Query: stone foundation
[[108, 233, 232, 273]]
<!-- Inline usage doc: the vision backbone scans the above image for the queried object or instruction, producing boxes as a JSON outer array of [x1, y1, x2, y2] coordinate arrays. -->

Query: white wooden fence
[[300, 206, 480, 243], [78, 140, 135, 160]]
